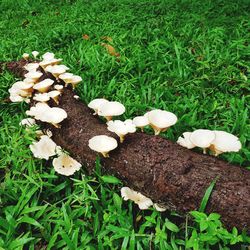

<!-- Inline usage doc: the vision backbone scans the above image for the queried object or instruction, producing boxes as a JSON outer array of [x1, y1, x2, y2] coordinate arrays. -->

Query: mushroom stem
[[52, 123, 61, 128], [203, 148, 207, 154], [101, 152, 109, 158], [119, 135, 125, 143], [105, 116, 113, 121], [140, 127, 144, 132]]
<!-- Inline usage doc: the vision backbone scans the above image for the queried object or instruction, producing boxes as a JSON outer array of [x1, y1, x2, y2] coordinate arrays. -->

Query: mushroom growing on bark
[[177, 132, 196, 149], [33, 93, 50, 103], [24, 63, 40, 72], [33, 79, 54, 93], [133, 115, 149, 132], [19, 118, 36, 127], [88, 135, 118, 158], [88, 98, 109, 115], [32, 51, 39, 59], [210, 131, 242, 156], [24, 71, 43, 82], [48, 90, 61, 104], [190, 129, 215, 154], [98, 101, 125, 121], [22, 53, 29, 60], [147, 109, 178, 135], [107, 119, 136, 142]]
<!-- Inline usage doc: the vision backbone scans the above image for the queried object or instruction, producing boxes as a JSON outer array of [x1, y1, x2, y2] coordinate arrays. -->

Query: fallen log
[[5, 60, 250, 232]]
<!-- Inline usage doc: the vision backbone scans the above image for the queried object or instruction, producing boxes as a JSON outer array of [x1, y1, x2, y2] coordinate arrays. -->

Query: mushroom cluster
[[177, 129, 241, 156], [9, 51, 83, 176]]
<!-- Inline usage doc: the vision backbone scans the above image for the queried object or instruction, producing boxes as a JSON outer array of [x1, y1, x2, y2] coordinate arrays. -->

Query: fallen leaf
[[101, 43, 120, 58], [82, 34, 90, 40]]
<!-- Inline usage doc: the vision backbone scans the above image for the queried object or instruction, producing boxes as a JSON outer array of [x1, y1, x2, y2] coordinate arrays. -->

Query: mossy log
[[6, 60, 250, 232]]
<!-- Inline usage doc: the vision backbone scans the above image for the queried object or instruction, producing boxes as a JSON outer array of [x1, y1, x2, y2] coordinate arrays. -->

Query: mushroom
[[9, 94, 26, 103], [24, 63, 40, 72], [26, 102, 50, 118], [24, 71, 43, 82], [58, 73, 74, 84], [73, 95, 80, 100], [133, 115, 149, 132], [33, 93, 50, 103], [177, 132, 196, 149], [54, 84, 64, 91], [33, 79, 54, 93], [29, 135, 58, 160], [88, 98, 109, 115], [121, 187, 153, 210], [19, 118, 36, 127], [48, 90, 61, 104], [32, 51, 39, 59], [39, 58, 62, 69], [190, 129, 216, 154], [9, 81, 33, 97], [22, 53, 29, 60], [210, 131, 242, 156], [107, 119, 136, 142], [147, 109, 178, 135], [69, 75, 82, 89], [42, 52, 55, 61], [98, 101, 125, 121], [23, 78, 35, 84], [45, 65, 69, 78], [53, 153, 82, 176], [88, 135, 118, 157]]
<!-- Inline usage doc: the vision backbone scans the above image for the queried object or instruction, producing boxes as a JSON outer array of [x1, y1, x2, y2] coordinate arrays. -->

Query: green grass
[[0, 0, 249, 249]]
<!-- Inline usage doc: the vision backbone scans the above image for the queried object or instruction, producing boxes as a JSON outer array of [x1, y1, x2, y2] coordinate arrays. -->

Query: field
[[0, 0, 249, 249]]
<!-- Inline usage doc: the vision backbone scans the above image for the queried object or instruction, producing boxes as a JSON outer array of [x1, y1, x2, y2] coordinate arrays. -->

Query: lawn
[[0, 0, 249, 249]]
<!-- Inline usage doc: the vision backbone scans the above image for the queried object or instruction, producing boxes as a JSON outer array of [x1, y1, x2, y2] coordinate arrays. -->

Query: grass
[[0, 0, 249, 249]]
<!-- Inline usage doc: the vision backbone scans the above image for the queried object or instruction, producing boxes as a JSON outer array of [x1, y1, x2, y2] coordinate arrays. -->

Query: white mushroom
[[32, 51, 39, 59], [98, 101, 125, 121], [48, 90, 61, 104], [147, 109, 178, 135], [133, 116, 149, 132], [107, 119, 136, 142], [53, 153, 82, 176], [24, 63, 40, 72], [73, 95, 80, 100], [29, 135, 58, 160], [177, 132, 196, 149], [33, 79, 54, 93], [69, 75, 82, 89], [54, 84, 64, 91], [26, 102, 50, 118], [88, 98, 109, 115], [24, 71, 43, 82], [45, 65, 68, 78], [121, 187, 153, 210], [9, 94, 26, 103], [58, 73, 74, 84], [23, 78, 35, 84], [210, 131, 242, 156], [42, 52, 55, 61], [39, 59, 62, 69], [190, 129, 215, 154], [19, 118, 36, 127], [33, 93, 50, 103], [88, 135, 118, 157], [22, 53, 29, 60], [9, 81, 33, 97]]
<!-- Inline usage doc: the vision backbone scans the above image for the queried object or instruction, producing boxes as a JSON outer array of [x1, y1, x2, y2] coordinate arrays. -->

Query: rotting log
[[5, 60, 250, 232]]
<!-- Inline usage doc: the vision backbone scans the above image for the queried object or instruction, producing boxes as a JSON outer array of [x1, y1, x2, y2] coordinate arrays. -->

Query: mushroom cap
[[23, 78, 35, 84], [153, 203, 167, 212], [88, 98, 109, 112], [26, 102, 50, 119], [39, 58, 62, 68], [19, 118, 36, 127], [42, 52, 55, 60], [24, 63, 40, 71], [133, 116, 149, 127], [24, 71, 43, 80], [22, 53, 29, 59], [107, 120, 136, 136], [48, 90, 61, 98], [54, 84, 64, 90], [58, 73, 74, 82], [33, 79, 54, 91], [70, 75, 82, 84], [88, 135, 118, 153], [41, 107, 67, 124], [121, 187, 153, 210], [13, 81, 34, 90], [53, 153, 82, 176], [33, 93, 50, 102], [98, 101, 125, 117], [29, 135, 57, 160], [190, 129, 216, 148], [177, 132, 196, 149], [9, 94, 25, 102], [45, 65, 68, 75], [212, 131, 242, 153], [147, 109, 177, 129]]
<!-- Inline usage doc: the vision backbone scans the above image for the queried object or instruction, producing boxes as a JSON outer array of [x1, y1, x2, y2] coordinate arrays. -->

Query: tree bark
[[5, 60, 250, 232]]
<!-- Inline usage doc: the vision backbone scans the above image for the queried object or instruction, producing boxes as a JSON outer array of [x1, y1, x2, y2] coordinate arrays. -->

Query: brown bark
[[5, 60, 250, 232]]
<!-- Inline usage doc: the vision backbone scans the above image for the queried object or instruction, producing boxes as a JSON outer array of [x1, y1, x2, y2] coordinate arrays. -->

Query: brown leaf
[[82, 34, 90, 40], [101, 43, 120, 58], [101, 36, 113, 42]]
